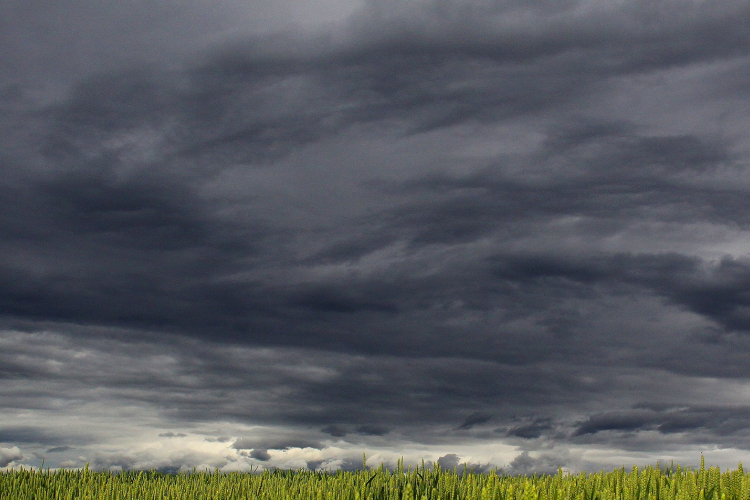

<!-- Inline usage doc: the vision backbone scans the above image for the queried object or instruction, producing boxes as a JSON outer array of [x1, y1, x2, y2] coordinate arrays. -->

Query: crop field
[[1, 456, 748, 500]]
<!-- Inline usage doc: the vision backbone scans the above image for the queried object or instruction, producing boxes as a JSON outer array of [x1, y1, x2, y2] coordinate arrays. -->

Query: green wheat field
[[1, 456, 747, 500]]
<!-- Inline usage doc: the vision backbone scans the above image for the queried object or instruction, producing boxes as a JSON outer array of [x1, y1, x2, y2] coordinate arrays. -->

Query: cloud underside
[[2, 0, 750, 473]]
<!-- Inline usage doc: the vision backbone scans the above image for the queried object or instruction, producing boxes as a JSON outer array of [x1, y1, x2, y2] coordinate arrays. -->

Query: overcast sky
[[3, 0, 750, 474]]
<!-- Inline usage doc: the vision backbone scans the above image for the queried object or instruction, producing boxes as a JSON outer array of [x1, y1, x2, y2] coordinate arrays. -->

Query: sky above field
[[3, 0, 750, 474]]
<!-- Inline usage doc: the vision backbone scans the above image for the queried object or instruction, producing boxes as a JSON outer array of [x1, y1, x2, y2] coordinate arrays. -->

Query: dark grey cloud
[[306, 459, 328, 471], [487, 252, 750, 341], [46, 446, 72, 453], [504, 451, 566, 476], [339, 456, 365, 472], [159, 432, 188, 438], [318, 424, 390, 437], [0, 447, 23, 468], [505, 419, 554, 439], [4, 0, 750, 473], [355, 425, 390, 436], [0, 427, 66, 446], [437, 454, 461, 471], [574, 406, 750, 438], [2, 18, 746, 352], [321, 425, 348, 437], [456, 412, 493, 430], [0, 0, 361, 92], [205, 436, 233, 443], [232, 438, 324, 451], [434, 454, 496, 475], [249, 449, 271, 462]]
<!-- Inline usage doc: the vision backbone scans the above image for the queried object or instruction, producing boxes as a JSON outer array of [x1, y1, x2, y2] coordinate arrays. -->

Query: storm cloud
[[3, 0, 750, 474]]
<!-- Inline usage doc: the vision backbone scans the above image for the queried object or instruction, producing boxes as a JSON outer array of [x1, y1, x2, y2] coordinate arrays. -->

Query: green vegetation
[[2, 456, 749, 500]]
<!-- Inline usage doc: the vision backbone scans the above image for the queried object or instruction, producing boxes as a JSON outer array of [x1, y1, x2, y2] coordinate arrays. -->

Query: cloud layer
[[3, 0, 750, 473]]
